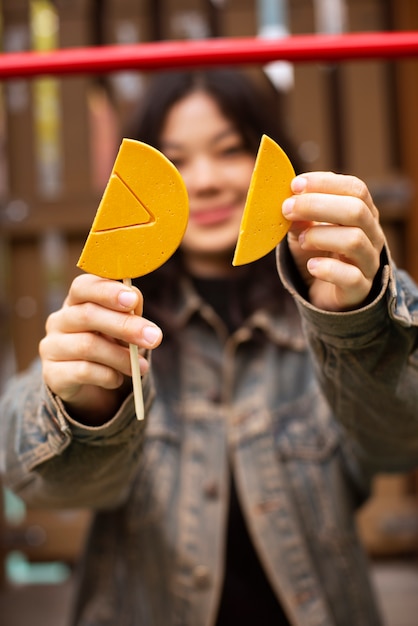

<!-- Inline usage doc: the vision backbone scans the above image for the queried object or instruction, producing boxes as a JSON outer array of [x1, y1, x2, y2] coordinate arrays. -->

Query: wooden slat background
[[0, 0, 417, 576]]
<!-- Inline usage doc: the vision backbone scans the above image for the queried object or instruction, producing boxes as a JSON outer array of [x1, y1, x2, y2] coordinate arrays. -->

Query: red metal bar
[[0, 32, 418, 79]]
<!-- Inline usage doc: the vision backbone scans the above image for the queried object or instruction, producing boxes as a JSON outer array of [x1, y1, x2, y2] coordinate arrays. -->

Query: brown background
[[1, 0, 418, 583]]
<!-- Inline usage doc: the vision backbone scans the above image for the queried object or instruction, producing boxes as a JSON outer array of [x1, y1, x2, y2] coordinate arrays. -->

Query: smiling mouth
[[190, 206, 238, 226]]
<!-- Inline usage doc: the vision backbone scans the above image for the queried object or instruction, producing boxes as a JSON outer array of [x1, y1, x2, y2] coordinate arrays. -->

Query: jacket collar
[[171, 275, 306, 352]]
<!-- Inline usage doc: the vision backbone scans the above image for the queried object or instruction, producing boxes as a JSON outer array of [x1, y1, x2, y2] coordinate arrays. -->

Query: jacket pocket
[[272, 386, 363, 532], [274, 386, 339, 462]]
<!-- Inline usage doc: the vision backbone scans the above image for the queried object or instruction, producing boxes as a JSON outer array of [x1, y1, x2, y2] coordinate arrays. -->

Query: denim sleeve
[[277, 240, 418, 475], [0, 359, 154, 510]]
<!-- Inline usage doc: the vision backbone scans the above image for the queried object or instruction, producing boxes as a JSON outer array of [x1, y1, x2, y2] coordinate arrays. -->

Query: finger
[[40, 331, 133, 377], [66, 274, 143, 313], [46, 303, 162, 349], [283, 192, 383, 251], [43, 359, 125, 394], [41, 340, 150, 398], [287, 219, 312, 239], [299, 224, 381, 280], [307, 256, 372, 308], [48, 354, 150, 387], [292, 172, 378, 218]]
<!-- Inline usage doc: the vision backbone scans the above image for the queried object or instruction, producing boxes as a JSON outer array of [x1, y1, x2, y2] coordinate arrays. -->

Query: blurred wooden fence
[[1, 0, 418, 583]]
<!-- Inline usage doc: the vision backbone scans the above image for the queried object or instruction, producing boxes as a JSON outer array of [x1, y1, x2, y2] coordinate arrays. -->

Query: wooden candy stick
[[123, 277, 144, 420], [233, 135, 295, 266], [77, 139, 189, 419]]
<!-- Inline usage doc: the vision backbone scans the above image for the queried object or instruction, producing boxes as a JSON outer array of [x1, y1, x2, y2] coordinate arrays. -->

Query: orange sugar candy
[[77, 138, 189, 280], [232, 134, 295, 266], [77, 139, 189, 421]]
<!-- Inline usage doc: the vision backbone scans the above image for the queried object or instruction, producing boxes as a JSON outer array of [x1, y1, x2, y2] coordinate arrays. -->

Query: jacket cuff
[[45, 371, 154, 444], [276, 239, 392, 347]]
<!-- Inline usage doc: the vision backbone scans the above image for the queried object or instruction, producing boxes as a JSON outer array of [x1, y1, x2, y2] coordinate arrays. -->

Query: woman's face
[[159, 90, 256, 277]]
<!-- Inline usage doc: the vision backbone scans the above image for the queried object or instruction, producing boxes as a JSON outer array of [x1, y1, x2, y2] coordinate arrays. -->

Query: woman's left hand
[[282, 171, 386, 312]]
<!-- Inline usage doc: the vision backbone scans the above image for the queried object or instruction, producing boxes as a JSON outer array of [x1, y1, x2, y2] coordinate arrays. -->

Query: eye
[[166, 155, 185, 169], [220, 143, 246, 157]]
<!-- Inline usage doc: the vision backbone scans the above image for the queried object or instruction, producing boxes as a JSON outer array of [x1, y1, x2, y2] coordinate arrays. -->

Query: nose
[[185, 156, 220, 194]]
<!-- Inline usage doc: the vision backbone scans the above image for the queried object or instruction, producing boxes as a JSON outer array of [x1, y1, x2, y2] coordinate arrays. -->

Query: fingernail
[[118, 290, 137, 308], [291, 176, 307, 193], [282, 197, 295, 217], [143, 326, 162, 346], [307, 258, 319, 271]]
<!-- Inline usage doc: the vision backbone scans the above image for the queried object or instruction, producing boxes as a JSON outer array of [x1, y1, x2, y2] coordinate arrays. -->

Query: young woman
[[1, 68, 418, 626]]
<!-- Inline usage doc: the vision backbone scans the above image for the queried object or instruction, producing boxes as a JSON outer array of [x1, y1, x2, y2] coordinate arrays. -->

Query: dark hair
[[129, 68, 300, 333], [127, 68, 298, 162]]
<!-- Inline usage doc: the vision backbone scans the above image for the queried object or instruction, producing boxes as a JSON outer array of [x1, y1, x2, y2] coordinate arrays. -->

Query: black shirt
[[216, 473, 289, 625], [192, 276, 289, 625]]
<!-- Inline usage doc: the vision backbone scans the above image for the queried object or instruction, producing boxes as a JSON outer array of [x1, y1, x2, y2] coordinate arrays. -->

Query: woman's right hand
[[39, 274, 162, 424]]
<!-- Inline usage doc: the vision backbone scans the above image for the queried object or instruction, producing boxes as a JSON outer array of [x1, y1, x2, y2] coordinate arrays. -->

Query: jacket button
[[207, 389, 221, 403], [203, 480, 219, 499], [193, 565, 211, 589]]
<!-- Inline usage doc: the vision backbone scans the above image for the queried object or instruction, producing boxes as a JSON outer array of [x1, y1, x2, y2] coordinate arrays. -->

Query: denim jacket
[[1, 243, 418, 626]]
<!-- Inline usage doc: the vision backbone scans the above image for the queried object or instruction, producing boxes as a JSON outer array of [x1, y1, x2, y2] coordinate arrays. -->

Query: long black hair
[[127, 68, 297, 158], [127, 68, 302, 333]]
